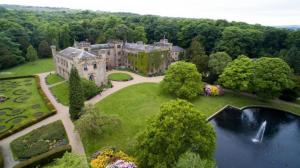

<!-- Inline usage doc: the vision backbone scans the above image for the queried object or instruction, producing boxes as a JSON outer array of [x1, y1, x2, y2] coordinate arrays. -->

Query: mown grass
[[0, 59, 54, 78], [50, 82, 69, 106], [46, 73, 65, 85], [81, 83, 300, 156], [108, 73, 133, 81]]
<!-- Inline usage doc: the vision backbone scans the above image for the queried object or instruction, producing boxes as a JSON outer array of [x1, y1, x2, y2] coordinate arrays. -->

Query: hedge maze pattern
[[0, 78, 51, 137]]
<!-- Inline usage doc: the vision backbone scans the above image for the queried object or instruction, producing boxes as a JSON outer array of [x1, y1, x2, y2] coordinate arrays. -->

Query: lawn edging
[[0, 76, 57, 140], [206, 104, 300, 122], [13, 145, 71, 168]]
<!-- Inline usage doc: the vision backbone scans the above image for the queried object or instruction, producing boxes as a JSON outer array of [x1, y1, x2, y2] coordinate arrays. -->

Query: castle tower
[[50, 45, 58, 73]]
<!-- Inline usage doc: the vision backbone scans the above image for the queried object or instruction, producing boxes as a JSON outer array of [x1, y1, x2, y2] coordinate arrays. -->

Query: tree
[[218, 55, 254, 92], [285, 47, 300, 75], [38, 40, 52, 58], [176, 151, 216, 168], [26, 45, 38, 62], [75, 105, 120, 137], [186, 38, 209, 73], [252, 57, 294, 99], [69, 67, 84, 120], [208, 52, 232, 75], [45, 152, 87, 168], [135, 99, 216, 168], [0, 32, 24, 69], [161, 61, 204, 99]]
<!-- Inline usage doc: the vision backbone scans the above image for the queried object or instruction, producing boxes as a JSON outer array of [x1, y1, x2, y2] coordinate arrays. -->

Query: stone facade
[[51, 46, 107, 86], [51, 39, 183, 85]]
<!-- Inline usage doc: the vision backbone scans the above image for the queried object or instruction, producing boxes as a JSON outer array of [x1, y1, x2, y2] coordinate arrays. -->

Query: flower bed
[[204, 84, 224, 96], [91, 149, 137, 168]]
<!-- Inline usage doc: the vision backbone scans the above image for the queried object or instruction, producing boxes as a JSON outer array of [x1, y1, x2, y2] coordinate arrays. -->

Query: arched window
[[89, 74, 94, 81], [93, 63, 97, 69], [83, 64, 88, 71]]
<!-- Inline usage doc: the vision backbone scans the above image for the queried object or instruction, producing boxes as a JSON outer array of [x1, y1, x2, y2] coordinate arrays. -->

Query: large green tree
[[208, 52, 232, 75], [26, 45, 38, 62], [176, 151, 216, 168], [253, 57, 294, 99], [161, 61, 204, 99], [285, 47, 300, 75], [38, 40, 52, 58], [69, 67, 84, 120], [186, 38, 209, 73], [218, 55, 254, 92], [135, 99, 216, 168]]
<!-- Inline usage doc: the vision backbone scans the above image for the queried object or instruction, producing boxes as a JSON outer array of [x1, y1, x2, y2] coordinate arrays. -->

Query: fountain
[[252, 121, 267, 143]]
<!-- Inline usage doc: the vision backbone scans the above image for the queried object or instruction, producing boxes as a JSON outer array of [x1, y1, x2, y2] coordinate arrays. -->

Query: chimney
[[50, 45, 56, 57]]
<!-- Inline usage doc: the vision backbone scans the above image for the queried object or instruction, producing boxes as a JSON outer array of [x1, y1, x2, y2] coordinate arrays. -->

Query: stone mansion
[[51, 39, 184, 86]]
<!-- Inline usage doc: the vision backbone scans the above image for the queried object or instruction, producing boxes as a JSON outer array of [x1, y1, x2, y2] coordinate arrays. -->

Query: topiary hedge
[[0, 147, 4, 168], [10, 120, 69, 160], [0, 76, 57, 140], [13, 145, 71, 168]]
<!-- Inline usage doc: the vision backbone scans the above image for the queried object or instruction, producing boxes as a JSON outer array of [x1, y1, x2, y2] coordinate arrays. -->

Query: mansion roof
[[58, 47, 97, 60]]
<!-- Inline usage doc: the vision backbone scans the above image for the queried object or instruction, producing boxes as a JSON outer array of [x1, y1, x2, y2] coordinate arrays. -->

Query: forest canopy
[[0, 5, 299, 74]]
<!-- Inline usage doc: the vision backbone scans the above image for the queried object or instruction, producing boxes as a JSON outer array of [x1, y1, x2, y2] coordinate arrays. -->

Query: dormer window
[[93, 63, 97, 69], [83, 64, 88, 71]]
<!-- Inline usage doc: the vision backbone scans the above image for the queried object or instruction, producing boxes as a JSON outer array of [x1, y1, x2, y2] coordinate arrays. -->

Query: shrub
[[10, 120, 68, 160], [91, 149, 137, 168], [13, 145, 71, 168], [176, 151, 216, 168], [75, 105, 120, 137], [81, 79, 102, 99], [44, 152, 87, 168], [279, 88, 298, 102]]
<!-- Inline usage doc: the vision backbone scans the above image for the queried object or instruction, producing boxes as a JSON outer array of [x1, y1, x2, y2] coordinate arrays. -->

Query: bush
[[13, 145, 71, 168], [279, 88, 298, 102], [10, 120, 68, 160], [75, 105, 120, 137], [0, 147, 4, 168], [176, 151, 216, 168], [44, 152, 87, 168], [81, 79, 102, 99]]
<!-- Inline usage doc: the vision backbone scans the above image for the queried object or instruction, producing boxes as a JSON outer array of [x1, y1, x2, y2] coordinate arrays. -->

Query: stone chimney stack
[[50, 45, 56, 57]]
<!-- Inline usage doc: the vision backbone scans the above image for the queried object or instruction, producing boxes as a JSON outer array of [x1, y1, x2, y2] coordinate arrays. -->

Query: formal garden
[[0, 76, 56, 139], [10, 120, 71, 168], [108, 73, 133, 81]]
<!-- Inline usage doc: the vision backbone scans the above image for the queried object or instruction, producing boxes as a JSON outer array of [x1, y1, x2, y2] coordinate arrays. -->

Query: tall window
[[89, 74, 94, 81], [83, 64, 88, 71], [93, 63, 97, 69]]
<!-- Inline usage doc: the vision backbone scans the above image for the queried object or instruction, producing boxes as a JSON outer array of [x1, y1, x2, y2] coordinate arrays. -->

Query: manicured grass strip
[[10, 120, 68, 160], [108, 73, 133, 81], [82, 83, 300, 156], [46, 73, 65, 85], [0, 59, 54, 78], [50, 82, 69, 106]]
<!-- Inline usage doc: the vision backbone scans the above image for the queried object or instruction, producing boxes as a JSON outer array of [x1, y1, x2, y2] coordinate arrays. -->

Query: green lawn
[[82, 83, 300, 156], [50, 82, 69, 106], [0, 59, 54, 78], [0, 77, 54, 139], [46, 73, 65, 85], [108, 73, 133, 81]]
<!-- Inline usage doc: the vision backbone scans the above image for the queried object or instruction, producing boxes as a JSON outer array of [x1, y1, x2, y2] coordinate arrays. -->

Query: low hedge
[[10, 120, 69, 160], [0, 76, 57, 140], [13, 145, 71, 168], [0, 147, 4, 168]]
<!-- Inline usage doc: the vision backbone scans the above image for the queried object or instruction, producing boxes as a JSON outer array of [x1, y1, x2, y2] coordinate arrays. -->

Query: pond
[[210, 106, 300, 168]]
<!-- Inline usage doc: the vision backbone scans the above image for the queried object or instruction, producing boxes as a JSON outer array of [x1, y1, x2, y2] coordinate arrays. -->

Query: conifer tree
[[26, 45, 38, 62], [69, 66, 84, 120]]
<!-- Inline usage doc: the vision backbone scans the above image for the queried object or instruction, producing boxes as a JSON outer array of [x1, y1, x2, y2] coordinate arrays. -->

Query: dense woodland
[[0, 5, 299, 75]]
